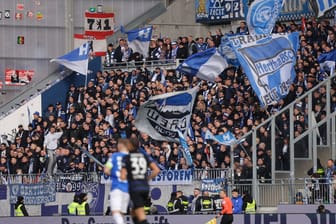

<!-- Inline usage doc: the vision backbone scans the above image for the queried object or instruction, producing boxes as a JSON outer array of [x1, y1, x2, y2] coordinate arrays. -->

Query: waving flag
[[176, 48, 228, 82], [177, 129, 193, 167], [135, 87, 198, 142], [314, 0, 336, 17], [50, 42, 90, 75], [228, 32, 299, 107], [122, 26, 152, 57], [205, 130, 236, 146], [246, 0, 284, 35], [317, 49, 336, 74]]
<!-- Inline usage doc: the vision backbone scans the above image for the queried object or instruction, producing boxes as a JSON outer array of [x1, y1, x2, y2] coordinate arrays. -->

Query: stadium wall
[[0, 214, 335, 224]]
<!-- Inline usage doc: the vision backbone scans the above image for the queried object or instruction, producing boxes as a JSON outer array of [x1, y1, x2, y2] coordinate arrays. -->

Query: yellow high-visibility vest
[[15, 204, 24, 217], [245, 200, 256, 213], [68, 202, 79, 215], [77, 202, 88, 216]]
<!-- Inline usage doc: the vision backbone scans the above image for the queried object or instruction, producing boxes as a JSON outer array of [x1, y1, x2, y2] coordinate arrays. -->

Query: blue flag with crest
[[50, 42, 90, 75], [205, 130, 236, 146], [122, 26, 152, 58], [228, 33, 299, 107], [246, 0, 284, 35]]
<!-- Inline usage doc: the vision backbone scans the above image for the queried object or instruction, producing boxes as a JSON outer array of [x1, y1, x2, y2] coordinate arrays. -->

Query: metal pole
[[308, 93, 313, 158], [326, 78, 331, 147], [271, 117, 276, 183], [289, 105, 295, 203], [313, 123, 317, 172], [332, 116, 336, 160], [252, 130, 258, 204], [64, 0, 74, 52], [230, 144, 234, 183]]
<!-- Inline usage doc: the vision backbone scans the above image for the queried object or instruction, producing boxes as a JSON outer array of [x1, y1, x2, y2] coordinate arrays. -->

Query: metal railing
[[231, 74, 336, 200], [193, 168, 231, 180], [102, 59, 181, 71]]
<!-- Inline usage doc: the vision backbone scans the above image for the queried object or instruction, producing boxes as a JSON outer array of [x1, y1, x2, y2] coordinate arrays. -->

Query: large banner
[[135, 87, 198, 142], [150, 169, 193, 185], [9, 183, 55, 205], [314, 0, 336, 17], [195, 0, 246, 23], [229, 33, 299, 107], [5, 69, 34, 86]]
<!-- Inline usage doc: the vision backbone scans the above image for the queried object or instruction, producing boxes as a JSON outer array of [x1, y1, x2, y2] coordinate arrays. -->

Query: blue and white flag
[[176, 48, 228, 82], [228, 33, 299, 107], [317, 49, 336, 74], [246, 0, 284, 35], [315, 0, 336, 17], [205, 130, 236, 146], [122, 26, 152, 58], [135, 86, 199, 142], [177, 129, 193, 167], [219, 35, 240, 67], [50, 42, 90, 75]]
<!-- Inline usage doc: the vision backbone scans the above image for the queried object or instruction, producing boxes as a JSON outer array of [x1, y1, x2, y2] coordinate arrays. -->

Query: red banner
[[84, 12, 114, 36], [5, 69, 34, 86]]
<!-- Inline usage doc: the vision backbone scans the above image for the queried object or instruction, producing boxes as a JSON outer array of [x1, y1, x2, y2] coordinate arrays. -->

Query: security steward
[[176, 190, 189, 213], [217, 190, 233, 224], [77, 193, 90, 215], [167, 192, 183, 214], [15, 196, 29, 216], [243, 192, 256, 214], [197, 191, 216, 213], [68, 194, 80, 215]]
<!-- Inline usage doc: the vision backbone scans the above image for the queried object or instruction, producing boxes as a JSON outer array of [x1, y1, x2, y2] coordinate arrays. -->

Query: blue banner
[[315, 0, 336, 17], [9, 183, 56, 205], [229, 33, 299, 107], [195, 0, 246, 23], [150, 169, 193, 185], [278, 0, 315, 21]]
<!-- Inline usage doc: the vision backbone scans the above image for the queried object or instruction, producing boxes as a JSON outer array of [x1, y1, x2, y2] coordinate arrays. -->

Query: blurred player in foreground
[[104, 139, 131, 224], [121, 137, 160, 224]]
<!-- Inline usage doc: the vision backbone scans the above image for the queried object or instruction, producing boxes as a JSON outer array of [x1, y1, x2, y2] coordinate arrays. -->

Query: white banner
[[150, 169, 193, 185], [135, 87, 199, 142]]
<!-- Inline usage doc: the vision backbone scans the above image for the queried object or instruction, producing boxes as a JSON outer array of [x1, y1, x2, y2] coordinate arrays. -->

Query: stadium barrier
[[0, 214, 335, 224], [1, 171, 335, 208], [102, 59, 182, 71]]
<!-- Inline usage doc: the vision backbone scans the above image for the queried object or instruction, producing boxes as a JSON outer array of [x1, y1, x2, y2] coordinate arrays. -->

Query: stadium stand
[[0, 18, 335, 182]]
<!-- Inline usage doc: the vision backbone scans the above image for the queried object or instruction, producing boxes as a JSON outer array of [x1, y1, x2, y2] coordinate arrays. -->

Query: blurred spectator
[[231, 189, 243, 214]]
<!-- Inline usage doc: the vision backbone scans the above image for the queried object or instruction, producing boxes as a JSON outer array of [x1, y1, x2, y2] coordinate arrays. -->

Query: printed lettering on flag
[[135, 87, 198, 142], [229, 33, 299, 106], [84, 12, 114, 36]]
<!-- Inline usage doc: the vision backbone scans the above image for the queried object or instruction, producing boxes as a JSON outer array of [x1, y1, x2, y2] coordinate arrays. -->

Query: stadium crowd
[[0, 19, 336, 183]]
